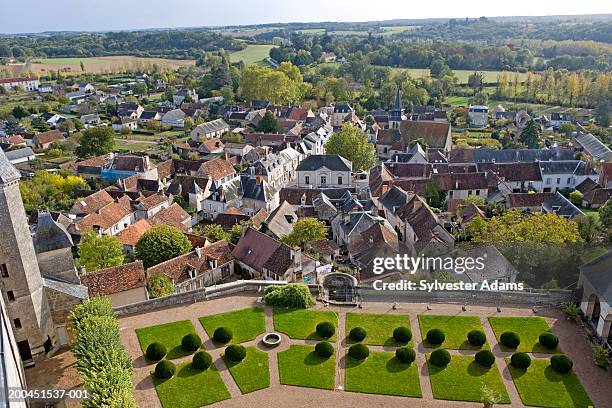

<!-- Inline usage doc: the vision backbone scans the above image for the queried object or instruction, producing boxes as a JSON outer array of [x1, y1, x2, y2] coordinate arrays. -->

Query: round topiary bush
[[500, 332, 521, 349], [192, 351, 213, 370], [348, 344, 370, 361], [145, 342, 167, 361], [426, 329, 446, 345], [213, 327, 233, 344], [467, 330, 487, 347], [510, 352, 531, 370], [550, 354, 573, 373], [393, 326, 412, 344], [474, 350, 495, 368], [154, 360, 176, 379], [430, 349, 451, 367], [349, 327, 367, 342], [539, 332, 559, 350], [316, 322, 335, 339], [315, 341, 334, 358], [395, 347, 416, 364], [181, 333, 202, 352], [225, 344, 247, 362]]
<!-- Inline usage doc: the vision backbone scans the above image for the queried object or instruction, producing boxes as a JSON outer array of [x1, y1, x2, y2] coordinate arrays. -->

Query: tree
[[11, 105, 28, 119], [467, 71, 484, 93], [135, 225, 192, 268], [31, 116, 51, 131], [569, 190, 583, 205], [324, 124, 376, 172], [599, 198, 612, 228], [78, 231, 124, 272], [239, 62, 307, 105], [202, 224, 230, 243], [520, 119, 540, 149], [255, 111, 280, 133], [424, 180, 447, 209], [146, 275, 174, 298], [3, 116, 21, 135], [576, 214, 603, 244], [75, 126, 115, 158], [281, 218, 327, 248], [20, 170, 87, 212]]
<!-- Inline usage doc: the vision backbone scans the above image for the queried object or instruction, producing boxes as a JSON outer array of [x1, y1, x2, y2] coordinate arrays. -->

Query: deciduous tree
[[78, 231, 124, 272], [324, 124, 376, 172]]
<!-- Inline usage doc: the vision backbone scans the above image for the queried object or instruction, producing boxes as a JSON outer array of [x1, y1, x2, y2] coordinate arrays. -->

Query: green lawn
[[223, 346, 269, 394], [345, 351, 421, 397], [114, 138, 157, 152], [508, 358, 593, 408], [136, 320, 197, 360], [419, 315, 487, 350], [428, 354, 510, 403], [229, 44, 274, 65], [345, 312, 412, 346], [277, 345, 336, 390], [199, 307, 266, 345], [153, 363, 230, 408], [273, 308, 338, 341], [489, 317, 559, 353]]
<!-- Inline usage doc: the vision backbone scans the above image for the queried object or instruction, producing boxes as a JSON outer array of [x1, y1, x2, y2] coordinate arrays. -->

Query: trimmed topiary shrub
[[192, 351, 213, 370], [393, 326, 412, 343], [316, 322, 335, 339], [395, 347, 416, 364], [426, 329, 446, 345], [500, 331, 520, 349], [467, 330, 487, 347], [511, 352, 531, 370], [539, 332, 559, 350], [315, 341, 334, 358], [349, 327, 367, 342], [550, 354, 573, 373], [348, 344, 370, 360], [181, 333, 202, 352], [474, 350, 495, 368], [213, 327, 233, 344], [225, 344, 246, 362], [154, 360, 176, 379], [430, 349, 451, 367], [145, 342, 167, 361]]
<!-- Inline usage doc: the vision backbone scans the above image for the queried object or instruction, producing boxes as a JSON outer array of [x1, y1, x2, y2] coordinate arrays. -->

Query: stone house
[[296, 155, 352, 188]]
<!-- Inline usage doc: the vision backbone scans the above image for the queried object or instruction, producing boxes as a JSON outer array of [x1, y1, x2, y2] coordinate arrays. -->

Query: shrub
[[500, 331, 520, 349], [315, 341, 334, 358], [135, 225, 192, 268], [348, 344, 370, 360], [145, 342, 167, 361], [192, 351, 213, 370], [593, 344, 610, 368], [263, 284, 315, 308], [213, 327, 233, 344], [154, 360, 176, 379], [511, 352, 531, 370], [395, 347, 416, 364], [181, 333, 202, 352], [349, 327, 367, 342], [426, 329, 445, 345], [467, 330, 487, 347], [225, 345, 246, 362], [393, 326, 412, 343], [430, 349, 451, 367], [538, 332, 559, 350], [474, 350, 495, 368], [316, 322, 335, 339], [550, 355, 573, 373], [146, 275, 174, 298]]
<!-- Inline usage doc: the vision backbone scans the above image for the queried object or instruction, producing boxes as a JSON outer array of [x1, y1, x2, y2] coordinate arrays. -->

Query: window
[[0, 264, 7, 278], [556, 178, 561, 184], [468, 190, 473, 196], [337, 176, 343, 185], [305, 175, 310, 185], [14, 318, 22, 329], [7, 291, 15, 302], [546, 178, 551, 184], [320, 175, 327, 186], [567, 178, 571, 184], [475, 190, 480, 196]]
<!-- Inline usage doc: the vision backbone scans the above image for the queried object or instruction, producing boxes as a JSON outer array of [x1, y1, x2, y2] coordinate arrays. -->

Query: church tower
[[0, 149, 56, 364], [389, 85, 405, 129]]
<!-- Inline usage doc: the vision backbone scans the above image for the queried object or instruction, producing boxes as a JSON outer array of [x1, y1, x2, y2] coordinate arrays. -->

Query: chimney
[[195, 247, 202, 258], [555, 142, 561, 158]]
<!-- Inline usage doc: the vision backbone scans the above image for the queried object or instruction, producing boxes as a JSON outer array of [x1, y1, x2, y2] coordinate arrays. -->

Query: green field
[[229, 44, 274, 65], [392, 67, 527, 84]]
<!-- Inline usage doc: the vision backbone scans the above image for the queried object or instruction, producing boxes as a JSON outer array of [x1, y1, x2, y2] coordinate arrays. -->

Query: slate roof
[[4, 147, 34, 162], [574, 133, 612, 161], [80, 261, 146, 296], [477, 162, 542, 182], [295, 155, 352, 172], [450, 148, 574, 164], [542, 191, 585, 219], [240, 175, 276, 202], [539, 160, 595, 176], [33, 212, 73, 253], [232, 228, 293, 276], [580, 251, 612, 304], [193, 119, 229, 135], [266, 201, 298, 238]]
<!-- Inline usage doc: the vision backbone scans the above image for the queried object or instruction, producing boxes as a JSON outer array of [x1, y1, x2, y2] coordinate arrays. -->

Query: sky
[[1, 0, 611, 34]]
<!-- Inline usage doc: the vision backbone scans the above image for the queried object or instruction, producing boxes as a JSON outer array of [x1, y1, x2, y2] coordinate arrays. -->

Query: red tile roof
[[149, 203, 191, 232], [115, 219, 151, 246], [80, 261, 146, 296]]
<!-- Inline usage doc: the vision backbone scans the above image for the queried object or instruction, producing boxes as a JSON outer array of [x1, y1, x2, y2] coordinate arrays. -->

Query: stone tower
[[0, 149, 56, 363]]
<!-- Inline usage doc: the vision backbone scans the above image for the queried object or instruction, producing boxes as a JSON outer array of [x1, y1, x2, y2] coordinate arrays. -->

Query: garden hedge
[[348, 344, 370, 360], [500, 331, 521, 349], [181, 333, 202, 352], [192, 351, 213, 370], [263, 284, 316, 308], [474, 350, 495, 368], [213, 327, 233, 344], [316, 321, 335, 339], [393, 326, 412, 343], [145, 342, 167, 361], [349, 327, 367, 342], [538, 332, 559, 350], [467, 330, 487, 347], [225, 344, 247, 362], [426, 328, 446, 345], [511, 352, 531, 369], [550, 354, 573, 373], [430, 349, 451, 367], [315, 341, 334, 358], [155, 360, 176, 379], [395, 347, 416, 364]]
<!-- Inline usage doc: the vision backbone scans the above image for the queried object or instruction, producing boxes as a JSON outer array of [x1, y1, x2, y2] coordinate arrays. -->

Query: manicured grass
[[153, 363, 230, 408], [136, 320, 197, 360], [277, 345, 336, 390], [229, 44, 274, 65], [345, 312, 412, 346], [223, 346, 269, 394], [199, 307, 266, 345], [507, 358, 593, 408], [428, 354, 510, 403], [345, 351, 421, 397], [489, 317, 559, 353], [273, 308, 338, 341], [419, 315, 487, 350]]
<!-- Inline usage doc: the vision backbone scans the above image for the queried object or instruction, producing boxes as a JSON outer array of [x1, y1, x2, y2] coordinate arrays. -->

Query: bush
[[145, 342, 167, 361], [154, 360, 176, 379], [395, 347, 416, 364], [393, 326, 412, 343], [135, 225, 192, 268], [146, 275, 174, 298], [467, 330, 487, 347], [316, 322, 335, 339], [349, 327, 367, 342], [348, 344, 370, 360], [181, 333, 202, 352], [225, 345, 246, 362], [474, 350, 495, 368], [550, 355, 573, 373], [511, 352, 531, 369], [538, 332, 559, 350], [594, 344, 610, 368], [426, 329, 446, 345], [430, 349, 451, 367], [213, 327, 233, 344], [315, 341, 334, 358], [192, 351, 213, 370], [500, 332, 520, 349], [263, 284, 315, 308]]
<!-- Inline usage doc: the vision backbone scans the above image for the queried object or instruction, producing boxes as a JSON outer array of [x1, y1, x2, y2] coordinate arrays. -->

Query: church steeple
[[394, 84, 402, 111], [389, 85, 405, 129]]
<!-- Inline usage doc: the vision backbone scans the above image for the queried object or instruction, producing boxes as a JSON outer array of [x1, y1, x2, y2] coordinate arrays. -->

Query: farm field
[[229, 45, 274, 65], [23, 55, 195, 75], [392, 67, 528, 84]]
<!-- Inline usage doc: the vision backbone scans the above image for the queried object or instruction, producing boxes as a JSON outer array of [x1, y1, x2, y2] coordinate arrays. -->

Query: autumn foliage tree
[[324, 124, 376, 172], [78, 231, 124, 272]]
